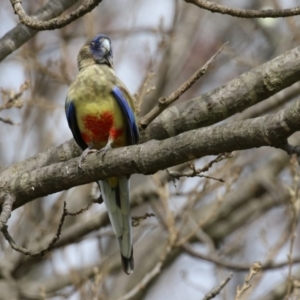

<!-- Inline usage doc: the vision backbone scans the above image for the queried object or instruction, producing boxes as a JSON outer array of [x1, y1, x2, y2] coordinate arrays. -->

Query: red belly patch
[[110, 127, 123, 139], [81, 112, 123, 144]]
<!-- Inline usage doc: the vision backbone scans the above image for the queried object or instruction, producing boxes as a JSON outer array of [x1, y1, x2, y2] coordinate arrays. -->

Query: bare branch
[[132, 213, 155, 227], [0, 0, 80, 62], [182, 243, 300, 272], [4, 96, 300, 210], [234, 262, 262, 300], [139, 42, 227, 130], [2, 43, 300, 185], [0, 80, 29, 112], [2, 1, 300, 297], [140, 44, 300, 143], [202, 273, 233, 300], [0, 193, 15, 230], [0, 117, 19, 125], [185, 0, 300, 18], [117, 261, 163, 300], [1, 200, 95, 256], [167, 153, 231, 181], [134, 70, 156, 115], [117, 225, 177, 300], [285, 157, 300, 298], [66, 200, 97, 216], [1, 201, 67, 256], [0, 81, 29, 126], [10, 0, 102, 30]]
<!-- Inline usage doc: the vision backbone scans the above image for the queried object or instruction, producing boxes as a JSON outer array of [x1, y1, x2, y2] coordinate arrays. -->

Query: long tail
[[99, 176, 134, 274]]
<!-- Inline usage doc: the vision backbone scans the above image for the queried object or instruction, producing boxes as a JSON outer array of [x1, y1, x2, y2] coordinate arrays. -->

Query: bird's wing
[[111, 86, 139, 145], [65, 99, 88, 150]]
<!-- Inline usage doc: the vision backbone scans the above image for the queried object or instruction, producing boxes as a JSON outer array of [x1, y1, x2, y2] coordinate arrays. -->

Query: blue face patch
[[89, 34, 113, 65]]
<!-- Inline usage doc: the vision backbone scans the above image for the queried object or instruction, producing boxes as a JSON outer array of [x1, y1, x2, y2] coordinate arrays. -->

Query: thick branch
[[4, 98, 300, 209], [107, 154, 288, 299], [141, 44, 300, 142], [2, 42, 300, 184], [15, 154, 288, 296], [0, 0, 79, 62], [185, 0, 300, 18], [10, 0, 102, 30]]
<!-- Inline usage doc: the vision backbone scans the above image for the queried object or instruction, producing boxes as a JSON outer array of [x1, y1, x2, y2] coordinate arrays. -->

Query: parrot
[[65, 34, 139, 275]]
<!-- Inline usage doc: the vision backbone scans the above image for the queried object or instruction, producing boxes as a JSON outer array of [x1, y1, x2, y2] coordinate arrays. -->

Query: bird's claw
[[97, 144, 112, 160], [79, 148, 97, 168]]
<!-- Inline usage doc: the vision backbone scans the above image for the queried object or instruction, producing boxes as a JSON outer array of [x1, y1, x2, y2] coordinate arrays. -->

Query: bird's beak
[[102, 39, 110, 53], [101, 39, 113, 67]]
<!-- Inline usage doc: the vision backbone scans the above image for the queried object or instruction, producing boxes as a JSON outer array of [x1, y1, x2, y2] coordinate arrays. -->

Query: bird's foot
[[97, 142, 112, 160], [79, 147, 97, 168]]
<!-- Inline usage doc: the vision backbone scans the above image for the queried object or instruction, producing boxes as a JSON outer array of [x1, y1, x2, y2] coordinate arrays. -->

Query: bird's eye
[[90, 42, 95, 47]]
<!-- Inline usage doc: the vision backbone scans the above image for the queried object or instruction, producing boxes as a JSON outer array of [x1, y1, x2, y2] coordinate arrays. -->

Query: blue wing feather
[[112, 86, 139, 145], [65, 100, 88, 150]]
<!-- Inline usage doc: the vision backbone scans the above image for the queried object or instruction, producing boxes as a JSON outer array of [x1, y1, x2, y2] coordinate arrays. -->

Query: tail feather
[[99, 176, 134, 274], [99, 179, 123, 237], [121, 248, 134, 275], [118, 176, 132, 256]]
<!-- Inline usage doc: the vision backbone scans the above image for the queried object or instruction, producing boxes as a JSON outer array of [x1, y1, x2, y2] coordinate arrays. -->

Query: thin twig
[[176, 192, 225, 246], [0, 80, 29, 112], [0, 117, 19, 125], [118, 176, 177, 299], [132, 213, 155, 227], [117, 260, 164, 300], [139, 42, 228, 130], [234, 262, 262, 300], [167, 153, 231, 182], [134, 70, 156, 115], [66, 201, 95, 216], [202, 273, 233, 300], [117, 232, 176, 300], [182, 243, 300, 271], [1, 201, 95, 256], [185, 0, 300, 18], [285, 156, 300, 299]]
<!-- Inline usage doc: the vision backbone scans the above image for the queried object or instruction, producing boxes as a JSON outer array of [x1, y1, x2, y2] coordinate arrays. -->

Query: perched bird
[[65, 34, 139, 274]]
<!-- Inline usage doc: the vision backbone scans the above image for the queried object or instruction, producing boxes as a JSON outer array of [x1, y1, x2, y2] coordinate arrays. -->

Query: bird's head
[[77, 34, 113, 69]]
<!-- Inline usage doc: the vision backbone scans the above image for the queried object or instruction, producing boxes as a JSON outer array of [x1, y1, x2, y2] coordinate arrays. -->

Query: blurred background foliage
[[0, 0, 300, 299]]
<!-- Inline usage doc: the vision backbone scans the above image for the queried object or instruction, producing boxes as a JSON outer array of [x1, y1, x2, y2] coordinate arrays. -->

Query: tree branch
[[1, 202, 67, 256], [202, 273, 233, 300], [185, 0, 300, 18], [10, 0, 102, 30], [14, 154, 288, 296], [140, 44, 300, 142], [2, 42, 300, 186], [2, 200, 96, 256], [0, 0, 79, 62], [139, 42, 227, 130], [3, 98, 300, 210], [0, 193, 15, 230], [183, 243, 300, 272], [106, 154, 288, 299], [0, 117, 18, 125], [234, 262, 262, 300]]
